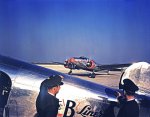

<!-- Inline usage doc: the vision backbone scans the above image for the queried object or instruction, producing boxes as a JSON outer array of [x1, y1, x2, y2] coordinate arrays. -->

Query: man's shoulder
[[46, 94, 59, 102]]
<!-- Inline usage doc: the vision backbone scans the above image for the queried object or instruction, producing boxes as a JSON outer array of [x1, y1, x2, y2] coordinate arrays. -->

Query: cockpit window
[[121, 62, 150, 95]]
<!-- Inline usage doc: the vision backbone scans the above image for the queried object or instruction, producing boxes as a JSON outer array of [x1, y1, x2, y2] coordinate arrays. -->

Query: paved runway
[[37, 64, 123, 89]]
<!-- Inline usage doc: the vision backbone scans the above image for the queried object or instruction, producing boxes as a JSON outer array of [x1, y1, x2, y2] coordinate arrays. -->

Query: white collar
[[127, 98, 135, 101], [48, 92, 55, 96]]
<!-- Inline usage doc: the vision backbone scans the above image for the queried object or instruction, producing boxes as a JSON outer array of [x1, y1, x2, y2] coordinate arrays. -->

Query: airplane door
[[0, 71, 12, 117]]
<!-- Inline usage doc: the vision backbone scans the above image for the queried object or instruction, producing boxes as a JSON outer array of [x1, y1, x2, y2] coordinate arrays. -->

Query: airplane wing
[[95, 63, 132, 72], [33, 62, 65, 65]]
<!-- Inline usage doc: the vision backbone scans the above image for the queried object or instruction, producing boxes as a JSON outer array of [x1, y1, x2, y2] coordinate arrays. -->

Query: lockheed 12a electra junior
[[0, 55, 150, 117], [64, 56, 131, 78]]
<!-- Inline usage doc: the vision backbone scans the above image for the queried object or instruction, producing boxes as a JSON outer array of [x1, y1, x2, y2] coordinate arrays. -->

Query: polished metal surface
[[0, 55, 150, 117]]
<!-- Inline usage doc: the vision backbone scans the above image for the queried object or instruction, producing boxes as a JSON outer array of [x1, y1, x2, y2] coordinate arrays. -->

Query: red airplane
[[64, 56, 131, 78]]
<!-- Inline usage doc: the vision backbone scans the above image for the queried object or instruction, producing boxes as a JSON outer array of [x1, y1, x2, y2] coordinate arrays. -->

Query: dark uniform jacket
[[36, 92, 59, 117], [117, 99, 139, 117]]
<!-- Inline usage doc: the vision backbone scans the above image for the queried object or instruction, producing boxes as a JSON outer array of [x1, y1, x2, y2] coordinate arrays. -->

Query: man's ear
[[53, 86, 58, 91]]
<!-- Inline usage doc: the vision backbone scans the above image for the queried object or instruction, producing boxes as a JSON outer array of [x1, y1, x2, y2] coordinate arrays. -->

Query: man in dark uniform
[[36, 75, 64, 117], [117, 79, 139, 117]]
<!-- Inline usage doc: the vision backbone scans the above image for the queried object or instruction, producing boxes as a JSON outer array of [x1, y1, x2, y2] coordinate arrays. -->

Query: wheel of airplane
[[89, 72, 96, 78], [68, 70, 72, 74]]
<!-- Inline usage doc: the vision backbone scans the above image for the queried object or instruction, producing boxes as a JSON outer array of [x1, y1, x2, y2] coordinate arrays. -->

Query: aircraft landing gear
[[68, 69, 72, 75], [89, 72, 96, 78]]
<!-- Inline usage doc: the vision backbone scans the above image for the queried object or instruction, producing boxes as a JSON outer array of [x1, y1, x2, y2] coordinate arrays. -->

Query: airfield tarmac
[[37, 64, 123, 89]]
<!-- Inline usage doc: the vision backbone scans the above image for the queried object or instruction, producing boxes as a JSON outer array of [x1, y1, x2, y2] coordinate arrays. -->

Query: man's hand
[[114, 91, 122, 97]]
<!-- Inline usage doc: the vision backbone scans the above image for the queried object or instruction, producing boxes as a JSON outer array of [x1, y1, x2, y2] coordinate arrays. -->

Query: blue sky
[[0, 0, 150, 64]]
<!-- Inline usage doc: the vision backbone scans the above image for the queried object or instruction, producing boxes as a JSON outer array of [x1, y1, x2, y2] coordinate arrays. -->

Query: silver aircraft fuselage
[[0, 55, 150, 117]]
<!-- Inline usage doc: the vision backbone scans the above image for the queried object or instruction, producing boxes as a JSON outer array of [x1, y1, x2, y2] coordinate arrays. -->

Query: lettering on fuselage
[[78, 105, 103, 117], [63, 100, 104, 117]]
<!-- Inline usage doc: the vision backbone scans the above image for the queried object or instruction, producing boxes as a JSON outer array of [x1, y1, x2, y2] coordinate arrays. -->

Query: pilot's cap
[[43, 75, 64, 89], [122, 79, 139, 94]]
